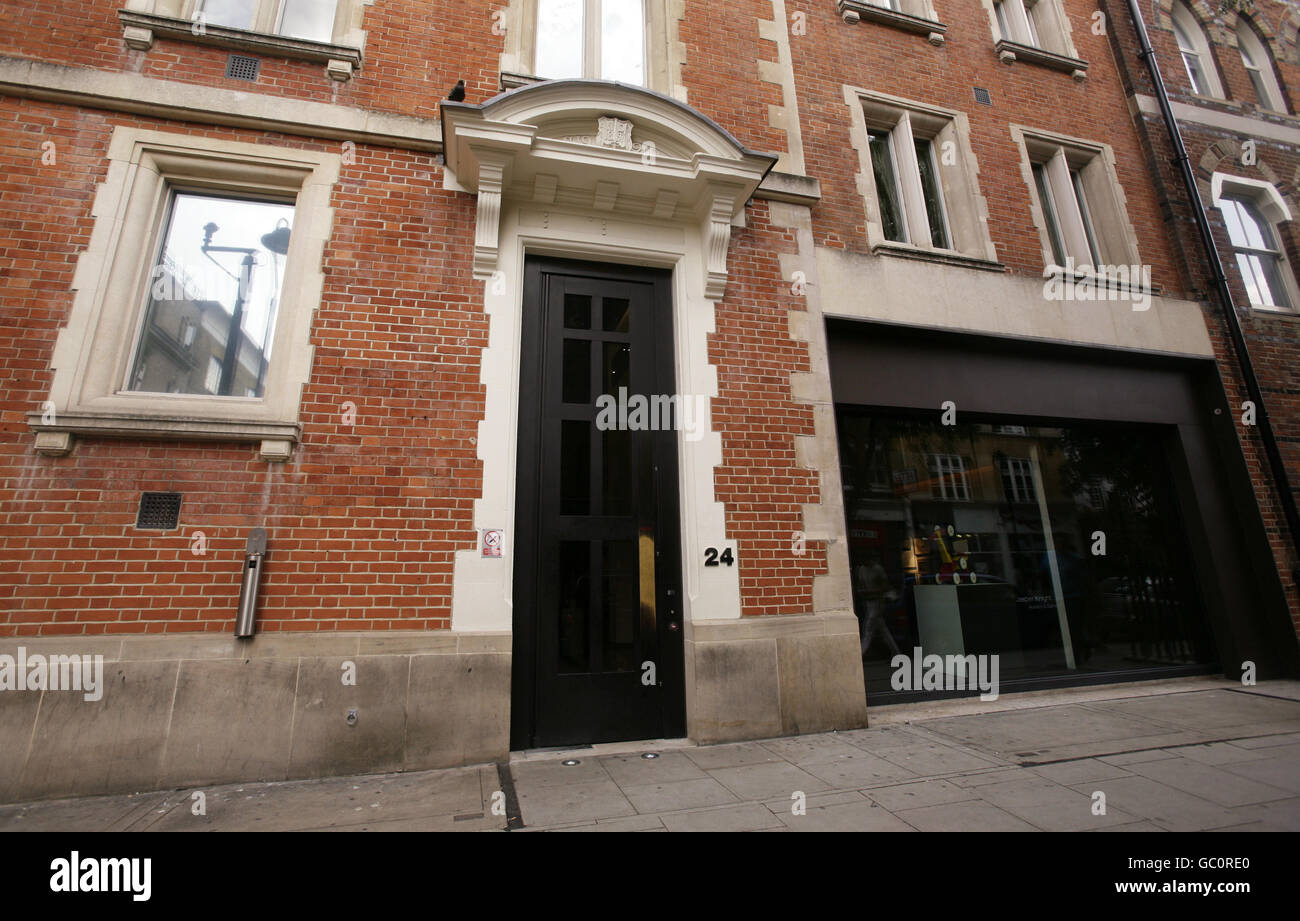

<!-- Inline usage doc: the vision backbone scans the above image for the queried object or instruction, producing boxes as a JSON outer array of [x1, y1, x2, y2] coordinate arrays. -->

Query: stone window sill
[[873, 240, 1005, 273], [27, 411, 301, 462], [838, 0, 947, 45], [117, 10, 362, 80], [1044, 264, 1162, 297], [995, 39, 1087, 81]]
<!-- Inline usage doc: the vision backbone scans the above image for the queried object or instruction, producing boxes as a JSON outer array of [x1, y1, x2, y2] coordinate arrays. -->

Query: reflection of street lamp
[[201, 219, 289, 397], [257, 219, 290, 396]]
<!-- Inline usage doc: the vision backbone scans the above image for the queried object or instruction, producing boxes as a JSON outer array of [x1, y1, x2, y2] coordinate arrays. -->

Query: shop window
[[29, 126, 340, 459], [1236, 21, 1286, 112], [1171, 2, 1223, 97], [1212, 175, 1298, 312], [837, 412, 1217, 695], [1014, 127, 1141, 273], [853, 90, 999, 264], [534, 0, 646, 85]]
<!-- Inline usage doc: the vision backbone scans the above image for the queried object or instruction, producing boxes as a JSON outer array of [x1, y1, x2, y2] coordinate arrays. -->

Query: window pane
[[601, 0, 645, 85], [1070, 169, 1102, 265], [200, 0, 257, 30], [130, 192, 293, 398], [914, 138, 950, 249], [601, 540, 638, 671], [557, 542, 590, 673], [869, 130, 906, 243], [536, 0, 584, 79], [1033, 162, 1066, 265], [278, 0, 339, 42]]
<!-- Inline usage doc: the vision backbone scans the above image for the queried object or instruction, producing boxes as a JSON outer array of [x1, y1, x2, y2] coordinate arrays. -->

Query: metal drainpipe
[[1123, 0, 1300, 586]]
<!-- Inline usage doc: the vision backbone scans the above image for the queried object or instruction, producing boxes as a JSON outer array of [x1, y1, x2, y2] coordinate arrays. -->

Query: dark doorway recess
[[511, 257, 685, 750]]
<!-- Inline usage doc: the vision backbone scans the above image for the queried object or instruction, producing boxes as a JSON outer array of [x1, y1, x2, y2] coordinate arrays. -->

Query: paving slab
[[706, 761, 831, 800], [799, 750, 920, 788], [894, 799, 1039, 832], [863, 779, 978, 811], [659, 803, 785, 832], [780, 801, 916, 832], [680, 742, 785, 771], [1066, 776, 1247, 832], [516, 778, 636, 827], [1123, 757, 1293, 807], [974, 775, 1138, 831], [620, 777, 739, 813], [1029, 758, 1134, 786]]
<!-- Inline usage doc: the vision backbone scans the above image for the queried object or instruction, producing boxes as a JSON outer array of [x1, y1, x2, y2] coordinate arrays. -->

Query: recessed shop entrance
[[510, 257, 686, 750], [827, 319, 1300, 702]]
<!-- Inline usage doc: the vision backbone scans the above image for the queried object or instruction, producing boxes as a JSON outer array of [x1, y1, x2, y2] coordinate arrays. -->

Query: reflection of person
[[855, 554, 900, 657]]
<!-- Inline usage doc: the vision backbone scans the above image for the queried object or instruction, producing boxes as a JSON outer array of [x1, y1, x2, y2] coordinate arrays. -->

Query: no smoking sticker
[[481, 529, 504, 558]]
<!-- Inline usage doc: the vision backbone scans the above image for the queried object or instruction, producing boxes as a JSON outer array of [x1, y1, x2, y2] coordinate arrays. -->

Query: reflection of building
[[129, 264, 268, 398]]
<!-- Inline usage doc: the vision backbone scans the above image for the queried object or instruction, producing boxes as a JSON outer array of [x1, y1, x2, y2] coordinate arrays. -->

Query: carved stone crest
[[558, 117, 648, 153]]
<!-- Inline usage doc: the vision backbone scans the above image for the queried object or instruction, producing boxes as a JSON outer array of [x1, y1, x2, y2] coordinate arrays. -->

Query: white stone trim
[[1131, 93, 1300, 147], [844, 84, 999, 263], [1212, 172, 1293, 224], [31, 127, 340, 459], [0, 56, 441, 151], [1009, 123, 1142, 270]]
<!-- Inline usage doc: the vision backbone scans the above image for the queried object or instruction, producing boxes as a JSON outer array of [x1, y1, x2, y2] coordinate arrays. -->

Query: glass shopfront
[[836, 410, 1219, 698]]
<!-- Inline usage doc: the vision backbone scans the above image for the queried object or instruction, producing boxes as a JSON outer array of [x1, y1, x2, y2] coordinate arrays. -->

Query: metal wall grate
[[226, 54, 261, 81], [136, 492, 182, 530], [973, 87, 993, 106]]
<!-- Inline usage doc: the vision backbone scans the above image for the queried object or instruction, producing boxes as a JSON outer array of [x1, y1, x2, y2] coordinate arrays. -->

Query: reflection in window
[[1171, 2, 1219, 97], [1220, 196, 1294, 310], [278, 0, 339, 42], [1237, 22, 1284, 111], [837, 414, 1216, 696], [199, 0, 257, 30], [536, 0, 645, 85], [129, 192, 293, 398]]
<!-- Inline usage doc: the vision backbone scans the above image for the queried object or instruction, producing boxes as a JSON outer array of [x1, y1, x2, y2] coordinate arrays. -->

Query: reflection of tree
[[1055, 426, 1207, 664]]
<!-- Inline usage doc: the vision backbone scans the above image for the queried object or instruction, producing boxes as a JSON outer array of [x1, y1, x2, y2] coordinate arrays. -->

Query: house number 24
[[703, 547, 735, 567]]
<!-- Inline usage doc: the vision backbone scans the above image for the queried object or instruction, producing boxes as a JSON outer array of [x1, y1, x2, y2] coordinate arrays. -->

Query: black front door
[[511, 257, 685, 750]]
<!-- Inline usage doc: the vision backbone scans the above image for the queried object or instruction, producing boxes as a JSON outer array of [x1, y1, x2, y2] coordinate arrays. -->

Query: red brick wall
[[0, 99, 485, 635], [0, 0, 508, 116], [710, 199, 825, 616]]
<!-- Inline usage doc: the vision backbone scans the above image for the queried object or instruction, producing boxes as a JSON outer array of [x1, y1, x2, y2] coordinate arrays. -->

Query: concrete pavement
[[2, 676, 1298, 832]]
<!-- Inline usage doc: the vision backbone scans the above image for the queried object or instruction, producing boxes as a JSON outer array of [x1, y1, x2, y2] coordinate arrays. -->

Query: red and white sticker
[[481, 529, 504, 558]]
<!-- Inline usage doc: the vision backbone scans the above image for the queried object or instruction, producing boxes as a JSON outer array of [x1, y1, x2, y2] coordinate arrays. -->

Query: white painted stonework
[[442, 81, 778, 633]]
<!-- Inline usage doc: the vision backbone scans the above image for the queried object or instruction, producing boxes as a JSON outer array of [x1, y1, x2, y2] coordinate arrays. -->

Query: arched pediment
[[440, 80, 778, 298]]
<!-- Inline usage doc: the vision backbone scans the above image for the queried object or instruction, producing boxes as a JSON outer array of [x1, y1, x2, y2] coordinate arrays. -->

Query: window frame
[[986, 0, 1086, 75], [1014, 126, 1142, 275], [1211, 173, 1300, 314], [530, 0, 650, 85], [1170, 2, 1224, 98], [29, 127, 341, 460], [118, 0, 366, 78], [852, 89, 1000, 266], [1235, 21, 1286, 112], [927, 453, 970, 502]]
